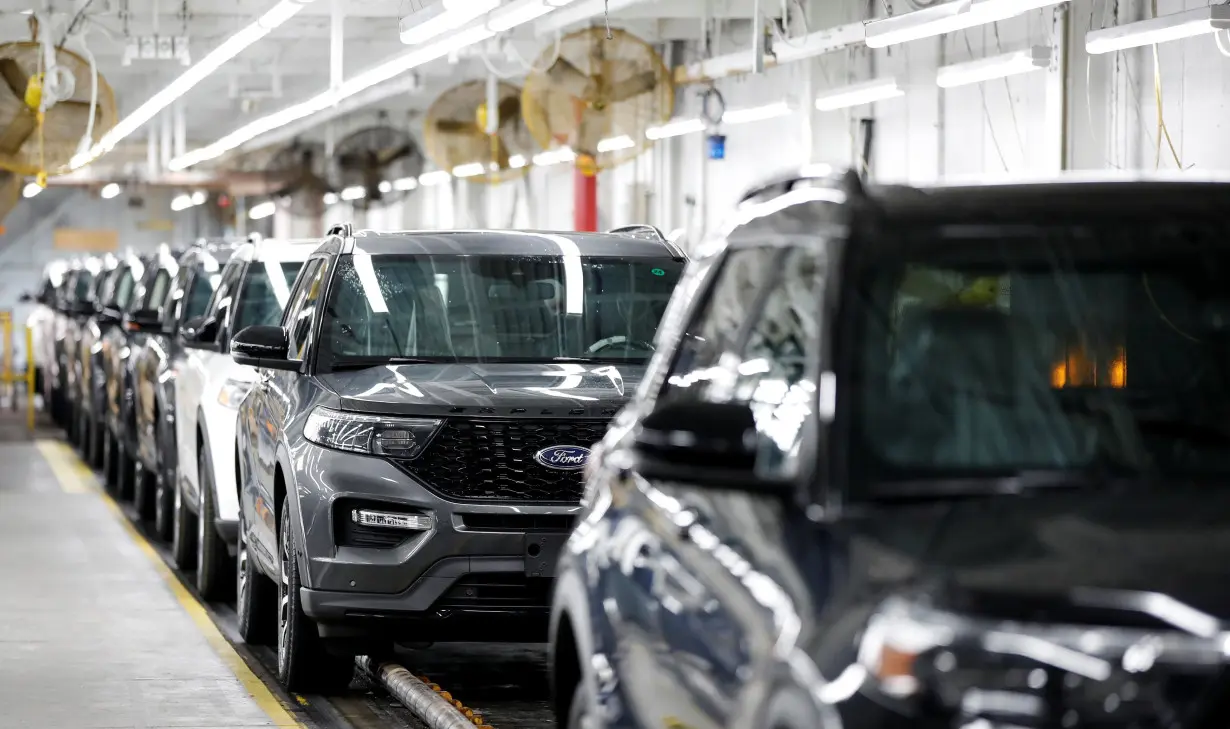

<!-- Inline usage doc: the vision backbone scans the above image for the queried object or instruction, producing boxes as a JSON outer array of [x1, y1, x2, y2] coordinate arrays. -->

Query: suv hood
[[317, 362, 645, 418]]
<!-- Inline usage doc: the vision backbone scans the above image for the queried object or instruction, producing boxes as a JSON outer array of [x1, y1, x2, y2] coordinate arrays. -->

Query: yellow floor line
[[36, 439, 305, 728], [35, 440, 94, 493]]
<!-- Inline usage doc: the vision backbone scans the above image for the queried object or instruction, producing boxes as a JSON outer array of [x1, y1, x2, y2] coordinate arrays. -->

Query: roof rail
[[328, 222, 354, 238], [607, 224, 666, 240], [738, 164, 862, 206]]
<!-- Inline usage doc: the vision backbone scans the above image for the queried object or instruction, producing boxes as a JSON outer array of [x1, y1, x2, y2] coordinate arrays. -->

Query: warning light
[[217, 194, 231, 208], [651, 268, 665, 276]]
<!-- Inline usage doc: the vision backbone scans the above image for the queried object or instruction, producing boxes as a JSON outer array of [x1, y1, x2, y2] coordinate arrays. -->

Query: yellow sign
[[53, 228, 118, 252], [138, 218, 175, 232]]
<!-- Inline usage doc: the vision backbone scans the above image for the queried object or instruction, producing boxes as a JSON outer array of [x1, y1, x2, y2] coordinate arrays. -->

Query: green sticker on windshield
[[651, 268, 665, 276]]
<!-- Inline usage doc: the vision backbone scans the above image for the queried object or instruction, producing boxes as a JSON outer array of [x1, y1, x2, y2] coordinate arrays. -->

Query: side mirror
[[231, 325, 298, 371], [632, 401, 789, 493], [124, 308, 162, 333], [71, 300, 94, 317], [181, 315, 219, 346], [97, 307, 121, 325]]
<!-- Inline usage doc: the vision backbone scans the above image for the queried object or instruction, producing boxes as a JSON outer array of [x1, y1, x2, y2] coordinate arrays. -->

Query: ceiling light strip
[[936, 46, 1052, 88], [72, 0, 316, 170], [864, 0, 1067, 49], [1085, 4, 1230, 54], [171, 25, 495, 170], [815, 78, 904, 111]]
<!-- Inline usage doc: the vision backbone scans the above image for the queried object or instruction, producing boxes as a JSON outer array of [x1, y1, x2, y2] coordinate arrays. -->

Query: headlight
[[217, 378, 254, 409], [303, 407, 441, 459]]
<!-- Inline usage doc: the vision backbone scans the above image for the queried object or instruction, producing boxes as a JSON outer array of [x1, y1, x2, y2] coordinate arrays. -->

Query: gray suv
[[231, 224, 685, 692]]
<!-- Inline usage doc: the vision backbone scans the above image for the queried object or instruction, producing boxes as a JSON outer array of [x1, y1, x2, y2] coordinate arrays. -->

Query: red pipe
[[573, 166, 598, 232]]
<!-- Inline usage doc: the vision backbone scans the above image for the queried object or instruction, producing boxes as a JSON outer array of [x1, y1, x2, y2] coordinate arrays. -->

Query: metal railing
[[0, 311, 37, 429]]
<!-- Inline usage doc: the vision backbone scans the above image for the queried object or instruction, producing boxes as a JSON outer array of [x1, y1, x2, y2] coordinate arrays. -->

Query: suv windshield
[[235, 261, 303, 331], [323, 253, 683, 365], [856, 224, 1230, 493]]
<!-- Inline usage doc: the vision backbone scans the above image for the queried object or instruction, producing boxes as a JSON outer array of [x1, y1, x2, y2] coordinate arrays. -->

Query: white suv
[[173, 237, 316, 599]]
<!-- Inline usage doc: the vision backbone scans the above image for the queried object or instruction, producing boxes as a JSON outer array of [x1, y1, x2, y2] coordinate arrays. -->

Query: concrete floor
[[0, 437, 299, 729]]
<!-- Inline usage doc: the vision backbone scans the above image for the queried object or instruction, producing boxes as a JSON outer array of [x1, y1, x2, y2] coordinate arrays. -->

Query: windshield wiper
[[329, 356, 447, 371]]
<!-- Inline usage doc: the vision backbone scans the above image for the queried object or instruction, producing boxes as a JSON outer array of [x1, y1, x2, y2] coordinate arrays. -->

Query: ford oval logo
[[534, 444, 591, 471]]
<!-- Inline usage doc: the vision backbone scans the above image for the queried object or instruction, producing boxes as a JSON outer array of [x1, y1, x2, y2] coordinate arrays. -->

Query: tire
[[196, 449, 233, 601], [153, 466, 174, 542], [132, 458, 155, 521], [566, 681, 592, 729], [102, 432, 119, 494], [276, 500, 354, 693], [236, 515, 274, 645], [89, 418, 105, 469], [170, 477, 197, 571], [116, 435, 135, 502]]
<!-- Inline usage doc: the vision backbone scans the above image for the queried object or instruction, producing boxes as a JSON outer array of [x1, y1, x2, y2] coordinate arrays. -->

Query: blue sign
[[707, 134, 727, 160], [534, 445, 591, 471]]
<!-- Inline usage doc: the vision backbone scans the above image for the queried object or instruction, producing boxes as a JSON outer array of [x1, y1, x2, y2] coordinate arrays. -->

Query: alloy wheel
[[278, 527, 291, 669], [237, 531, 251, 621]]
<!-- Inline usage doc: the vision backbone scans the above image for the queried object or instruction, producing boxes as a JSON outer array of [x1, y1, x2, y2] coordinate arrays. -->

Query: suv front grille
[[392, 419, 608, 503]]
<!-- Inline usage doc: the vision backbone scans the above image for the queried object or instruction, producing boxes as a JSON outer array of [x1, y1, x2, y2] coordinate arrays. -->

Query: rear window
[[855, 225, 1230, 485]]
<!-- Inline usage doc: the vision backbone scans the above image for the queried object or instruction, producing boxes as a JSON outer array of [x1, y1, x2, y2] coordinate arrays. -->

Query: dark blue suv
[[550, 169, 1230, 729]]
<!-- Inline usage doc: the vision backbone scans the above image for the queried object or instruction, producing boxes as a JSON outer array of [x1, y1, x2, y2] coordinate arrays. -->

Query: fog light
[[351, 509, 433, 531]]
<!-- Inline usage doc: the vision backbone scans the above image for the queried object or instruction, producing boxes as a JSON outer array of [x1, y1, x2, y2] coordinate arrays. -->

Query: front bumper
[[295, 442, 580, 640]]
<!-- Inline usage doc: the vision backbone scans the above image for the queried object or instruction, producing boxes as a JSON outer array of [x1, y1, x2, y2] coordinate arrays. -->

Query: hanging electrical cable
[[1150, 0, 1183, 170]]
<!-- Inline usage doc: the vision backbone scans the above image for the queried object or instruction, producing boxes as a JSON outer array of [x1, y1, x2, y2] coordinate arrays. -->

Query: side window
[[657, 248, 776, 405], [145, 270, 172, 313], [209, 262, 245, 341], [163, 266, 192, 327], [284, 259, 325, 362], [182, 268, 219, 323], [728, 245, 826, 480]]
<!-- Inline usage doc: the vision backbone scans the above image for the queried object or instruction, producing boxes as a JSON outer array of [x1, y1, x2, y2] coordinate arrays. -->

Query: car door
[[178, 259, 244, 510], [593, 245, 779, 729], [637, 242, 828, 729], [248, 257, 325, 567]]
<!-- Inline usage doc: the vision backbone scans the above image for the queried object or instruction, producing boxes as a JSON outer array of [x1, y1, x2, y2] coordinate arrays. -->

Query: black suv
[[230, 225, 685, 691], [551, 169, 1230, 729]]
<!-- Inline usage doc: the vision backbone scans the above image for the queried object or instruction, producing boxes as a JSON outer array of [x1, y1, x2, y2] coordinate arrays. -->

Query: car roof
[[347, 229, 685, 259], [230, 238, 320, 264]]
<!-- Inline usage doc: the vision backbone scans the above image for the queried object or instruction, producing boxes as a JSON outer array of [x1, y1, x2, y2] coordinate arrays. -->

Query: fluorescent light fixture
[[377, 180, 393, 194], [170, 194, 194, 211], [323, 192, 340, 205], [418, 170, 452, 186], [190, 190, 207, 205], [1086, 4, 1230, 54], [508, 154, 528, 169], [72, 0, 317, 170], [646, 118, 705, 140], [171, 25, 496, 170], [22, 182, 41, 198], [487, 0, 570, 32], [400, 0, 499, 44], [392, 177, 419, 191], [865, 0, 1066, 49], [937, 45, 1051, 88], [100, 182, 121, 199], [533, 147, 576, 166], [248, 201, 276, 219], [596, 135, 635, 153], [722, 101, 793, 125], [815, 78, 904, 111], [340, 185, 366, 201], [452, 162, 488, 177]]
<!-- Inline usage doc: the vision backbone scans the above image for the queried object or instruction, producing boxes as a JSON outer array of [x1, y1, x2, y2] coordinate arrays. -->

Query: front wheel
[[196, 450, 233, 601], [236, 517, 274, 645], [102, 432, 120, 494], [566, 681, 594, 729], [132, 458, 155, 521], [170, 480, 197, 571], [276, 500, 354, 693]]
